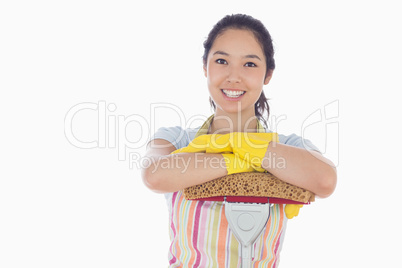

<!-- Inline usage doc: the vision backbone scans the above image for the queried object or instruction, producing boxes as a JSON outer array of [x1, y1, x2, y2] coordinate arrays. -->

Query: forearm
[[142, 153, 227, 194], [262, 142, 337, 198]]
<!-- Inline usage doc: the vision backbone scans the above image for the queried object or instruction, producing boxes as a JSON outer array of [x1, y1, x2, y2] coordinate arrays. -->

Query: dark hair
[[203, 14, 275, 127]]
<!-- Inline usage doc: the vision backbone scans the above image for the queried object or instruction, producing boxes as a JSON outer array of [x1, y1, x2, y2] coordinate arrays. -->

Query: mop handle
[[224, 199, 271, 268], [241, 244, 253, 268]]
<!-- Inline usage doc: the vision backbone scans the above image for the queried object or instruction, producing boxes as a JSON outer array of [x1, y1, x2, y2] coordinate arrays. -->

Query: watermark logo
[[301, 100, 339, 167], [64, 101, 209, 162], [64, 100, 339, 169], [64, 101, 149, 160]]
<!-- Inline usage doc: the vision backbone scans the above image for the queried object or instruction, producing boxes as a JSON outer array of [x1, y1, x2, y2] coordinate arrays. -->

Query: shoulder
[[151, 126, 200, 150], [278, 133, 321, 153]]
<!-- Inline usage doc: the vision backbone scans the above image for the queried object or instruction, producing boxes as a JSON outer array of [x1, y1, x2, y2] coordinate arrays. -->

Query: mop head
[[183, 172, 315, 204]]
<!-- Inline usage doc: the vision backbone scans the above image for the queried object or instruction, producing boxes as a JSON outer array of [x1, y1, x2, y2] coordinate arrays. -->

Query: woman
[[142, 14, 336, 267]]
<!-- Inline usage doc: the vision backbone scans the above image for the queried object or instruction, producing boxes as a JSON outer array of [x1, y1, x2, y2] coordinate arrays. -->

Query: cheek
[[249, 72, 268, 92], [207, 65, 225, 85], [248, 69, 266, 83]]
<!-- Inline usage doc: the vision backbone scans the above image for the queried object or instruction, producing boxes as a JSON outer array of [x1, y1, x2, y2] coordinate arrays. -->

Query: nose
[[226, 65, 242, 84]]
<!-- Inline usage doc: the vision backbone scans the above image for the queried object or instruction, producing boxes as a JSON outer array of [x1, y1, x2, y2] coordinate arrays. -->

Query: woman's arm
[[141, 139, 227, 194], [262, 142, 337, 198]]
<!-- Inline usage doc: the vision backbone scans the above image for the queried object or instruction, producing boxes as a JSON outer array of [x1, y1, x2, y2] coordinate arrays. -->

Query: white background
[[1, 0, 401, 267]]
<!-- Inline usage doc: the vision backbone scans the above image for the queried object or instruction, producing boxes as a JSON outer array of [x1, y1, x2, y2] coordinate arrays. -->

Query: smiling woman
[[203, 29, 271, 126], [142, 14, 336, 267], [203, 14, 275, 129]]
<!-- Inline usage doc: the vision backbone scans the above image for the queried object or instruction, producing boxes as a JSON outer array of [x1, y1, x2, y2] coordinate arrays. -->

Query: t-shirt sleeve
[[279, 133, 321, 153], [150, 126, 199, 200], [150, 126, 198, 150]]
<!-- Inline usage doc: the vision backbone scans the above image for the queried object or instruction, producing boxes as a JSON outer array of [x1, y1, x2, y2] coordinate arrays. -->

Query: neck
[[208, 109, 258, 134]]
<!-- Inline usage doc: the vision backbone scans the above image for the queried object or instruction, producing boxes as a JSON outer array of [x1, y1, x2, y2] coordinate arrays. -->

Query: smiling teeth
[[222, 89, 245, 98]]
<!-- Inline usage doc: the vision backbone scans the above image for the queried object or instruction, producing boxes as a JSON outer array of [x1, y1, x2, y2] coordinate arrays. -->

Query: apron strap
[[194, 115, 266, 138]]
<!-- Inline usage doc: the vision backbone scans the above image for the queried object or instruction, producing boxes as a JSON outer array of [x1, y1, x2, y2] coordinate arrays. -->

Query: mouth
[[221, 89, 246, 99]]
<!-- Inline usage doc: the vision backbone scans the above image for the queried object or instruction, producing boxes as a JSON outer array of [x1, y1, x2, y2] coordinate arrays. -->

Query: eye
[[216, 59, 227, 65], [244, 62, 257, 67]]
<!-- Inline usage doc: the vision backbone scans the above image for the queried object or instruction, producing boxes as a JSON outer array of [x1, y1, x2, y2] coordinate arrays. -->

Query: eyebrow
[[244, 54, 262, 61], [213, 51, 230, 57], [213, 50, 262, 61]]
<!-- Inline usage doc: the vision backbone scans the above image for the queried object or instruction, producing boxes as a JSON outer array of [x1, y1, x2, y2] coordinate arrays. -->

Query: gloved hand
[[285, 204, 303, 219], [171, 134, 232, 154], [205, 133, 232, 154], [171, 134, 254, 175], [222, 153, 255, 175], [171, 134, 217, 154], [230, 132, 279, 172]]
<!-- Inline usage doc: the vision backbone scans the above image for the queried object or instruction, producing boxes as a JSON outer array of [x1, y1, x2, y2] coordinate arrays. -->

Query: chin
[[216, 103, 255, 116]]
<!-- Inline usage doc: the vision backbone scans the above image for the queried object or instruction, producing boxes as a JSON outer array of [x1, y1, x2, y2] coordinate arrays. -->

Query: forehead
[[210, 29, 264, 57]]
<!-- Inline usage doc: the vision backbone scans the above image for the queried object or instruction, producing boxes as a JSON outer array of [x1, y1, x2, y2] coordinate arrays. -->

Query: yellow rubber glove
[[285, 204, 303, 219], [171, 134, 216, 154], [230, 132, 279, 172], [205, 133, 232, 154], [222, 153, 255, 175], [171, 134, 254, 175], [171, 134, 233, 154]]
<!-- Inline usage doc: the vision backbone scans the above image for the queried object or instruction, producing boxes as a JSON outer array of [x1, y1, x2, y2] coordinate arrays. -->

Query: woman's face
[[204, 29, 272, 116]]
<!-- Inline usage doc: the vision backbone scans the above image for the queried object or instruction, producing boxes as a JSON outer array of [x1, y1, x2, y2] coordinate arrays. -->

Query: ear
[[203, 64, 207, 77], [264, 69, 274, 85]]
